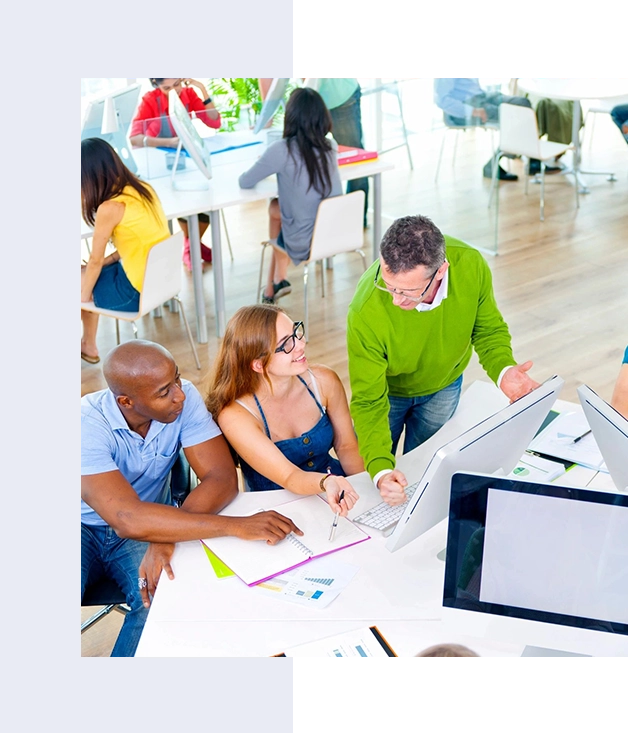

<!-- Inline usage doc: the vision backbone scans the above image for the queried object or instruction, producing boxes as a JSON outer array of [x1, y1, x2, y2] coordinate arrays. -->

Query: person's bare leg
[[81, 310, 100, 359], [81, 267, 100, 358]]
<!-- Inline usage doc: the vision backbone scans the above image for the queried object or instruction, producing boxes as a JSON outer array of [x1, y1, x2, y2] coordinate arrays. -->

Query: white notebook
[[201, 494, 370, 586]]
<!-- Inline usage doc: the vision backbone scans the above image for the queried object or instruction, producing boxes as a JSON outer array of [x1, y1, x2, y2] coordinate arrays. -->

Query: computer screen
[[168, 89, 212, 181], [81, 84, 141, 173], [385, 375, 564, 553], [442, 472, 628, 655], [253, 78, 289, 134], [578, 384, 628, 492]]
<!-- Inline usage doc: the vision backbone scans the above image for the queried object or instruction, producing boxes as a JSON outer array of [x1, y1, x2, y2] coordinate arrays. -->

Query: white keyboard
[[353, 481, 421, 533]]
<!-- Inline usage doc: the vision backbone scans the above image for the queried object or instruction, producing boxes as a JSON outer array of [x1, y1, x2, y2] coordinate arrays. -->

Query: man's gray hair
[[379, 215, 446, 273]]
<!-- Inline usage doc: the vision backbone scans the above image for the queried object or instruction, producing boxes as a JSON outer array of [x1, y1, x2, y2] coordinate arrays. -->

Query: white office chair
[[81, 231, 201, 369], [488, 103, 577, 222], [434, 115, 499, 183], [257, 190, 367, 339]]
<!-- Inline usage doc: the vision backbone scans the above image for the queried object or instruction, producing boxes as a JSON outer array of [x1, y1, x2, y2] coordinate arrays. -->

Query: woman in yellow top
[[81, 137, 169, 363]]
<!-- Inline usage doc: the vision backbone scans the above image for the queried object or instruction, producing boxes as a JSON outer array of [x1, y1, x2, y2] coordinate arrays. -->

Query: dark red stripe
[[296, 38, 624, 47], [295, 56, 624, 74], [297, 23, 624, 33]]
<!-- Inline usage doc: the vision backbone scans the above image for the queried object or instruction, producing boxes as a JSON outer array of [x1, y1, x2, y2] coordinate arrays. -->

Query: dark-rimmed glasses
[[373, 263, 440, 303], [274, 321, 305, 354]]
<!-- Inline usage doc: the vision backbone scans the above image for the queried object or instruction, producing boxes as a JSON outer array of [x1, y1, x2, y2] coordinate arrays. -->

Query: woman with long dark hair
[[81, 137, 169, 363], [239, 87, 341, 304]]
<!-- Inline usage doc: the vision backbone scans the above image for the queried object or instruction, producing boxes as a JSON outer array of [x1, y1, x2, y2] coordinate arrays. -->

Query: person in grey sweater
[[239, 88, 341, 303]]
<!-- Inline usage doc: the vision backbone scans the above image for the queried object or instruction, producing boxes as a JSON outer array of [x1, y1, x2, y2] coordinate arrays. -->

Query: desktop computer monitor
[[442, 471, 628, 656], [577, 384, 628, 492], [253, 78, 289, 134], [385, 375, 564, 553], [168, 89, 212, 185], [81, 84, 141, 173]]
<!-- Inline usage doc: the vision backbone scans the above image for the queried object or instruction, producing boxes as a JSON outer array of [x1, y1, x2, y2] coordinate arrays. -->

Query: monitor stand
[[521, 646, 593, 664], [170, 141, 209, 191]]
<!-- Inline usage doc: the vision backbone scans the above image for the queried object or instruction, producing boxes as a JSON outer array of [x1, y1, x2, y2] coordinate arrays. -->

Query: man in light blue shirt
[[81, 340, 301, 656], [434, 78, 533, 180]]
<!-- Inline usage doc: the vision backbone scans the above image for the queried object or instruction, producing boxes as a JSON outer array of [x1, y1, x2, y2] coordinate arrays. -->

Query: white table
[[82, 139, 394, 342], [135, 383, 627, 657], [517, 78, 628, 193]]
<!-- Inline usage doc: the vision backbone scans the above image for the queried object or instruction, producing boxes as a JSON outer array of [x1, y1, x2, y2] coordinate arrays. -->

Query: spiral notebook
[[201, 494, 370, 586]]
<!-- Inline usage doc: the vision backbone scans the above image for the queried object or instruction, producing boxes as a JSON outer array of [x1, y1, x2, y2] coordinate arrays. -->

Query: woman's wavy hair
[[283, 87, 334, 197], [206, 304, 285, 420], [81, 137, 157, 226]]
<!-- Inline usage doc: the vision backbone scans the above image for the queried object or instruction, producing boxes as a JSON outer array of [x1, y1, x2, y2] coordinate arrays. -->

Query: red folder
[[337, 145, 379, 165]]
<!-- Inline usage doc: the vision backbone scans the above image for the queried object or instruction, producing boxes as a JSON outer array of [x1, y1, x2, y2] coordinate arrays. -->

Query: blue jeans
[[329, 86, 369, 226], [81, 524, 149, 657], [388, 375, 463, 455]]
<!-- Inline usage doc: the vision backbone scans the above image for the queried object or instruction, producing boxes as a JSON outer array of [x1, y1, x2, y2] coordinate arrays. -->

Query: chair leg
[[524, 157, 530, 196], [487, 150, 500, 209], [320, 260, 326, 299], [396, 84, 414, 171], [452, 129, 459, 166], [356, 249, 367, 271], [435, 131, 447, 182], [221, 210, 234, 262], [540, 163, 545, 221], [303, 264, 310, 342], [258, 241, 270, 302], [175, 296, 201, 370], [80, 603, 129, 634], [132, 322, 138, 338], [115, 319, 121, 345]]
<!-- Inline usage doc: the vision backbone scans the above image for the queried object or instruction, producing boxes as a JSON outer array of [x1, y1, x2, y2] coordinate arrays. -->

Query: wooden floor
[[81, 115, 628, 655]]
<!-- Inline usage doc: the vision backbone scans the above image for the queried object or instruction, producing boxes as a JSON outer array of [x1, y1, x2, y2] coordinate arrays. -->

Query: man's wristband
[[319, 473, 332, 492], [202, 96, 212, 105]]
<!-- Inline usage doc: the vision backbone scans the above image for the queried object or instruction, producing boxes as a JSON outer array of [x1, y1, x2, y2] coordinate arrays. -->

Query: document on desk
[[253, 556, 360, 609], [507, 452, 566, 483], [527, 410, 606, 471], [274, 625, 397, 657], [201, 495, 370, 586]]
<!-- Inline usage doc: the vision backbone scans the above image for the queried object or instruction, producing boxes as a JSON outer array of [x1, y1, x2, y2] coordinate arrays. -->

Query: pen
[[329, 489, 345, 542], [572, 429, 592, 444]]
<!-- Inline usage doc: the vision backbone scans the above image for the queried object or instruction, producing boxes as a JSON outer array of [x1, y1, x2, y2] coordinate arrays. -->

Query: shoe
[[528, 159, 563, 176], [483, 162, 518, 181], [261, 294, 275, 305], [273, 280, 292, 299], [182, 236, 192, 272], [200, 243, 212, 263], [81, 352, 100, 364], [182, 237, 212, 271]]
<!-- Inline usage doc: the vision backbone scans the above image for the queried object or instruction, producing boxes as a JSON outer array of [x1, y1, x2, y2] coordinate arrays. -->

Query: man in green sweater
[[347, 215, 539, 507]]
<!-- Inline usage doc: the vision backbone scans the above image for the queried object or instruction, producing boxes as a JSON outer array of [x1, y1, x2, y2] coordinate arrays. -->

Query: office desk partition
[[81, 141, 394, 342]]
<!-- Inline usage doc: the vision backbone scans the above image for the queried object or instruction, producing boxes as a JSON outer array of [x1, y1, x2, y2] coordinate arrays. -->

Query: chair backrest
[[499, 103, 541, 159], [139, 231, 184, 315], [307, 190, 365, 263]]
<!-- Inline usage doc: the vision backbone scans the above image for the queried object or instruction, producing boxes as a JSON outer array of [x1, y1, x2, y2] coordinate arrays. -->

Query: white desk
[[135, 382, 628, 657], [81, 139, 394, 342], [517, 78, 628, 193]]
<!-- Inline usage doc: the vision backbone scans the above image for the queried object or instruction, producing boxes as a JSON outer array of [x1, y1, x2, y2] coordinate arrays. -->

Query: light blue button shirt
[[81, 379, 221, 526], [434, 78, 484, 121]]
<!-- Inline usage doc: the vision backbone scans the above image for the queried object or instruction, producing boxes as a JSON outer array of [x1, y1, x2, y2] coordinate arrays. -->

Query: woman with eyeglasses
[[206, 305, 362, 516], [239, 87, 342, 305], [81, 137, 169, 364], [129, 78, 221, 270]]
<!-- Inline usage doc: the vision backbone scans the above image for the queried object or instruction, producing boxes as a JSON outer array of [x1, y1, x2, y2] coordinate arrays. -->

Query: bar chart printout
[[279, 627, 397, 658]]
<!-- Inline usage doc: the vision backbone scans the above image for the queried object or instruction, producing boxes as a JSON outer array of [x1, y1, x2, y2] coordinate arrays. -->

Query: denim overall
[[240, 375, 343, 491]]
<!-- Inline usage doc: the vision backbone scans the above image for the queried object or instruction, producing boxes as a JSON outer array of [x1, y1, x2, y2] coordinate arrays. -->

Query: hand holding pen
[[329, 490, 344, 542], [323, 475, 359, 517]]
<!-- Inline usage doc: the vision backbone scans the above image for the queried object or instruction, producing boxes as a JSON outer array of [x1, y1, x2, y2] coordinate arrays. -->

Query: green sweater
[[347, 236, 516, 478]]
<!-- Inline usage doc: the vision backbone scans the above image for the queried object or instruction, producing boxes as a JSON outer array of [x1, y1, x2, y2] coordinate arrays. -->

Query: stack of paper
[[527, 410, 606, 471]]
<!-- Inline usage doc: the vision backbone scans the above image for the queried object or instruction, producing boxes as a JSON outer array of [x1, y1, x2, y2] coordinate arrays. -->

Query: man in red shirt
[[130, 78, 221, 268]]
